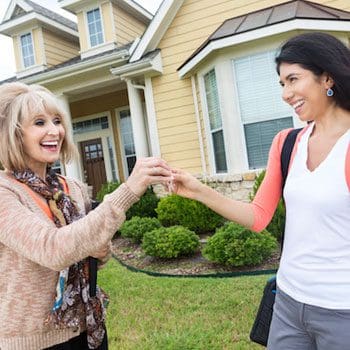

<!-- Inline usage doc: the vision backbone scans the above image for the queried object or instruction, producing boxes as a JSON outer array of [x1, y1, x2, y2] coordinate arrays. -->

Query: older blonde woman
[[0, 82, 172, 350]]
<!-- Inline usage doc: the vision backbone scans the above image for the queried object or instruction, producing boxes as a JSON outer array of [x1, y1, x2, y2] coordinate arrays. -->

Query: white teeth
[[292, 100, 304, 109], [41, 141, 58, 146]]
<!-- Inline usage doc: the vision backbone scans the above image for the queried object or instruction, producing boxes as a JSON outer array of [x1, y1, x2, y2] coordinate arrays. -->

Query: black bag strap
[[279, 128, 302, 251], [89, 200, 100, 297], [281, 128, 302, 189]]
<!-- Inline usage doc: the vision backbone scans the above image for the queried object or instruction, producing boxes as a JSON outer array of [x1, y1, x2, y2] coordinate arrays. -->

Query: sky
[[0, 0, 163, 80]]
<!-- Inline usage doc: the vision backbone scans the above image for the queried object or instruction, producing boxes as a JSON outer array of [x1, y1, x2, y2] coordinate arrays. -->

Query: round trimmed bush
[[203, 222, 277, 266], [142, 226, 200, 258], [97, 182, 159, 219], [120, 216, 161, 244], [156, 195, 224, 234]]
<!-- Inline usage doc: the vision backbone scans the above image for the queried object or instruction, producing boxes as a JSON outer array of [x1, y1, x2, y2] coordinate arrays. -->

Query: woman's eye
[[35, 119, 45, 126], [54, 118, 62, 125]]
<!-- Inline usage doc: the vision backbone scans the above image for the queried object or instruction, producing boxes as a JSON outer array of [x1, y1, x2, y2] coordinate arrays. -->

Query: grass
[[98, 258, 271, 349]]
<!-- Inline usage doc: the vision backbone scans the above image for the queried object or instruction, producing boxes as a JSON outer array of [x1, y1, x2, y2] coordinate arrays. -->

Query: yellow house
[[1, 0, 350, 199]]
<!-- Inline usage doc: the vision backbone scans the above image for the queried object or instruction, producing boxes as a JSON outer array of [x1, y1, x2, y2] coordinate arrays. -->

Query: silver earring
[[326, 88, 334, 97]]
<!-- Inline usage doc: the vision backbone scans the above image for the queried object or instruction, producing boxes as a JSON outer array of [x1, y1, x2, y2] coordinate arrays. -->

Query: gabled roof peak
[[178, 0, 350, 76], [2, 0, 77, 31]]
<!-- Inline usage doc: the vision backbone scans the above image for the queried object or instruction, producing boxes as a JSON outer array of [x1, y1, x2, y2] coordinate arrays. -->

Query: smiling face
[[279, 63, 334, 122], [21, 112, 65, 178]]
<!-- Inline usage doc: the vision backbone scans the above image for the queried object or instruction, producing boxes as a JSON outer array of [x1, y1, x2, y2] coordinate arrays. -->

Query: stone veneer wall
[[153, 171, 259, 202]]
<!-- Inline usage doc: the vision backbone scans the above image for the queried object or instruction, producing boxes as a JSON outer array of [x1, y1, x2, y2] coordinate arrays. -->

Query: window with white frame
[[204, 69, 228, 173], [87, 8, 104, 47], [233, 50, 293, 169], [20, 33, 35, 68], [119, 110, 136, 176]]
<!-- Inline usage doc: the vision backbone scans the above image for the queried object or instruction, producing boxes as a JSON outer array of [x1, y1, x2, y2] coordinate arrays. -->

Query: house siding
[[101, 2, 114, 43], [70, 90, 129, 119], [13, 35, 21, 71], [152, 0, 350, 173], [42, 29, 79, 68], [112, 3, 146, 45], [77, 11, 88, 52]]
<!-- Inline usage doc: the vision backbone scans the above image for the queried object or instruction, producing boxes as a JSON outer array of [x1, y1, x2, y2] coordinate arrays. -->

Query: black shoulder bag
[[249, 128, 302, 347]]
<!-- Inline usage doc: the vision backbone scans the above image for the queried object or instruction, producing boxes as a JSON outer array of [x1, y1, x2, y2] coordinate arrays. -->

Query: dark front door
[[81, 138, 107, 198]]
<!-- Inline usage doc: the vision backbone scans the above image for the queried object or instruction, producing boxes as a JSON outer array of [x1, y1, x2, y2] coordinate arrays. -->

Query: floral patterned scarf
[[13, 168, 109, 349]]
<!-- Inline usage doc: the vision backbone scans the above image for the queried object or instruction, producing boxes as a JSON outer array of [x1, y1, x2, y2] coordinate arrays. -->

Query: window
[[73, 116, 108, 135], [51, 160, 62, 174], [20, 33, 35, 68], [107, 136, 118, 181], [204, 69, 228, 173], [120, 110, 136, 176], [87, 8, 104, 47], [233, 50, 293, 168]]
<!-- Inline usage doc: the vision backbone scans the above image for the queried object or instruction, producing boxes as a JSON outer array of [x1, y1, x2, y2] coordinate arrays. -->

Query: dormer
[[0, 0, 79, 78], [59, 0, 152, 59]]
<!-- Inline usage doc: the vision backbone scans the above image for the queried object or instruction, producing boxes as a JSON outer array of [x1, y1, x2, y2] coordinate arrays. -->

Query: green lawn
[[99, 259, 270, 350]]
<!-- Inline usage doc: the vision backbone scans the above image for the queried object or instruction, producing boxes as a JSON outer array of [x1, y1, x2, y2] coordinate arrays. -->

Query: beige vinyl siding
[[77, 11, 88, 52], [42, 29, 79, 67], [152, 0, 350, 173], [13, 36, 22, 71], [32, 28, 43, 65], [70, 90, 129, 119], [102, 2, 114, 42], [112, 3, 146, 45]]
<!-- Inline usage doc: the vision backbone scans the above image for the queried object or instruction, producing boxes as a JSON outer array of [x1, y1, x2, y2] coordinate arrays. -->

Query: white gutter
[[191, 75, 207, 174], [131, 0, 184, 62], [178, 19, 350, 78], [110, 50, 163, 79], [22, 49, 130, 84]]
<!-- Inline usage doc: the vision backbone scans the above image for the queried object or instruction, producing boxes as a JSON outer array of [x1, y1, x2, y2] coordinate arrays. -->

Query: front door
[[81, 138, 107, 198]]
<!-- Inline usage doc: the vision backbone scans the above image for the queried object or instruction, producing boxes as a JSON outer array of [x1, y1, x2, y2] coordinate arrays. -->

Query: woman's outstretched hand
[[168, 168, 204, 200], [126, 157, 173, 197]]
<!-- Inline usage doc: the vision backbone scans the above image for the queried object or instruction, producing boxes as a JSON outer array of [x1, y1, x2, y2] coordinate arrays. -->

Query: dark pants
[[45, 330, 108, 350]]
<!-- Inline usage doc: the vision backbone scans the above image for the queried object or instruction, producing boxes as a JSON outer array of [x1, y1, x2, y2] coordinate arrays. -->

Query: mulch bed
[[111, 235, 280, 276]]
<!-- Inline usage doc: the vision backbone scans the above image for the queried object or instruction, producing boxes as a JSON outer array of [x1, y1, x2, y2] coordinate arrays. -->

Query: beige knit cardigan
[[0, 170, 138, 350]]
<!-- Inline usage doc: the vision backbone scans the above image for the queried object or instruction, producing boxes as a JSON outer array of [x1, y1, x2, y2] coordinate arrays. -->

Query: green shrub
[[96, 181, 121, 202], [250, 170, 285, 241], [156, 195, 224, 234], [126, 187, 159, 220], [120, 216, 162, 244], [142, 226, 200, 258], [97, 182, 159, 219], [203, 222, 277, 266]]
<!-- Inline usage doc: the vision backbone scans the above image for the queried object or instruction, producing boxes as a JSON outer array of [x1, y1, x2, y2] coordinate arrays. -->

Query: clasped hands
[[125, 157, 201, 200]]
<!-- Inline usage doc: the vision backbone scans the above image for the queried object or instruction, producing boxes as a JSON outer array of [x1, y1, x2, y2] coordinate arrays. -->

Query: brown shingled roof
[[178, 0, 350, 71]]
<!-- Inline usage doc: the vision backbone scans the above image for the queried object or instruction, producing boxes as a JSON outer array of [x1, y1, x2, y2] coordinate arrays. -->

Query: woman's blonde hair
[[0, 82, 77, 171]]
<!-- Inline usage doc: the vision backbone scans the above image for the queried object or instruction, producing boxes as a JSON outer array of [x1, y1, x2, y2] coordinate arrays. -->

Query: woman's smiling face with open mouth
[[21, 112, 65, 177], [279, 62, 333, 122]]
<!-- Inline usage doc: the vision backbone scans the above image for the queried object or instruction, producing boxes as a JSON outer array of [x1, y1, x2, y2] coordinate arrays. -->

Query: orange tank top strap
[[11, 176, 69, 221]]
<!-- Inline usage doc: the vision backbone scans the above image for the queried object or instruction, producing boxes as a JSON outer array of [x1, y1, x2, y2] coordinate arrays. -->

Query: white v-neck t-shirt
[[277, 123, 350, 309]]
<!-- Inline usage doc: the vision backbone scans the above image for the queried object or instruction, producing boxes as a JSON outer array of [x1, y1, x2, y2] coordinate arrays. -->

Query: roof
[[1, 0, 77, 31], [0, 42, 132, 84], [130, 0, 184, 62], [24, 0, 77, 30], [178, 0, 350, 73]]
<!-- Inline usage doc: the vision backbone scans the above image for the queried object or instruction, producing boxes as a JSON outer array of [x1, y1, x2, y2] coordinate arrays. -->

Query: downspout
[[191, 75, 207, 175]]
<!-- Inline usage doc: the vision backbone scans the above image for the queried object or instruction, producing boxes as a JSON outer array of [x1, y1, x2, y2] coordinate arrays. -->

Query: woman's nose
[[282, 85, 293, 103], [47, 123, 59, 136]]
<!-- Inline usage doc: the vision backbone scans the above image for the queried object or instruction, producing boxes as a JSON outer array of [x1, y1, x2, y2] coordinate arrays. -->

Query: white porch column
[[126, 79, 149, 158], [56, 94, 81, 180], [144, 77, 161, 157]]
